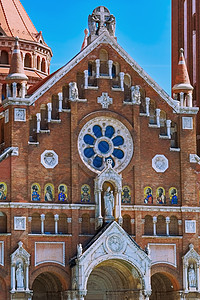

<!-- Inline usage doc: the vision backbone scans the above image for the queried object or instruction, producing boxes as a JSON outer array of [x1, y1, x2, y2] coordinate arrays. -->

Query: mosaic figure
[[169, 187, 178, 204], [156, 187, 166, 204], [122, 186, 131, 204], [31, 183, 40, 201], [81, 184, 91, 202], [144, 187, 153, 204], [44, 184, 54, 202], [58, 184, 67, 202], [0, 182, 7, 200]]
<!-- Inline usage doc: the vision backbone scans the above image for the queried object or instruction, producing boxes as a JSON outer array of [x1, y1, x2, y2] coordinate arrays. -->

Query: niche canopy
[[78, 117, 133, 173]]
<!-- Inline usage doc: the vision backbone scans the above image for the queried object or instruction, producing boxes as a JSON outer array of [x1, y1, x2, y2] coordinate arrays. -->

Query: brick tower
[[0, 0, 52, 101]]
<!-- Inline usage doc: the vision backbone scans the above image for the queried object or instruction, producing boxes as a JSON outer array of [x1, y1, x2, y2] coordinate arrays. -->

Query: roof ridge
[[13, 0, 35, 41], [0, 0, 13, 36]]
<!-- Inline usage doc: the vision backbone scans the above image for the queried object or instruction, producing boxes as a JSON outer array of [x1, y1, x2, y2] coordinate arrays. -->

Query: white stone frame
[[14, 217, 26, 231], [14, 108, 26, 122], [148, 243, 177, 267], [35, 242, 65, 267], [78, 116, 133, 174], [71, 222, 152, 298], [185, 220, 196, 233], [0, 241, 4, 266], [152, 154, 169, 173], [41, 150, 58, 169]]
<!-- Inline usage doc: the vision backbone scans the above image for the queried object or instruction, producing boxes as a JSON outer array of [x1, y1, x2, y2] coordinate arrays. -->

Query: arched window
[[99, 49, 108, 76], [0, 212, 7, 233], [157, 215, 166, 235], [24, 53, 31, 68], [81, 213, 90, 234], [41, 58, 46, 73], [44, 213, 54, 234], [169, 216, 178, 236], [149, 100, 156, 124], [122, 215, 131, 234], [37, 56, 40, 70], [1, 51, 8, 64], [88, 62, 93, 76], [58, 213, 68, 234], [31, 213, 41, 234], [144, 215, 153, 235], [112, 64, 116, 78]]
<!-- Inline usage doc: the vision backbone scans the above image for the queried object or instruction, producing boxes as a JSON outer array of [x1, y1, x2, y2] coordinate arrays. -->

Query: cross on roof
[[93, 6, 110, 29]]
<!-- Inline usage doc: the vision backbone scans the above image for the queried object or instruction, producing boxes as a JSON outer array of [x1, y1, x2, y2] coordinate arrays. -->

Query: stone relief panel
[[185, 220, 196, 233], [14, 108, 26, 122], [152, 154, 168, 173], [182, 117, 193, 129], [4, 109, 9, 123], [14, 217, 26, 231], [41, 150, 58, 169]]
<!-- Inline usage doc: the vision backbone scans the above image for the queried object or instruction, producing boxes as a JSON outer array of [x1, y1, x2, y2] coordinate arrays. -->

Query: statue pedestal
[[104, 216, 114, 223], [11, 290, 33, 300]]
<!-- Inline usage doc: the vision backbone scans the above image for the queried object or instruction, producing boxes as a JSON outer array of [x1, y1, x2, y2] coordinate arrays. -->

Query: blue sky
[[21, 0, 171, 93]]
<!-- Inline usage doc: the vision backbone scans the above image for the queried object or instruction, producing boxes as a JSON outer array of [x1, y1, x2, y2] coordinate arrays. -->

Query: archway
[[150, 272, 176, 300], [32, 272, 63, 300], [85, 259, 142, 300]]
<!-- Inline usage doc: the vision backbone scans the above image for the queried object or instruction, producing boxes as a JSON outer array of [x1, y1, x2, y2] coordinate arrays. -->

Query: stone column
[[12, 82, 17, 98], [25, 264, 29, 291], [22, 52, 25, 66], [11, 264, 16, 291], [118, 189, 122, 223], [47, 103, 52, 123], [84, 70, 88, 89], [6, 84, 11, 98], [153, 216, 157, 236], [166, 216, 170, 236], [95, 59, 100, 78], [58, 92, 63, 112], [197, 263, 200, 291], [187, 92, 193, 107], [54, 214, 59, 234], [21, 82, 26, 98], [98, 190, 102, 218], [180, 92, 184, 107], [36, 113, 41, 133], [41, 214, 45, 234], [156, 108, 161, 127], [108, 60, 113, 78], [183, 262, 188, 292], [119, 72, 124, 91], [166, 120, 171, 138], [145, 97, 150, 116]]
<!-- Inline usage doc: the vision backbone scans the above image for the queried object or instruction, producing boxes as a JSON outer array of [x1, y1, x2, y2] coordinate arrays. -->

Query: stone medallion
[[152, 154, 168, 173], [106, 234, 124, 253], [41, 150, 58, 169]]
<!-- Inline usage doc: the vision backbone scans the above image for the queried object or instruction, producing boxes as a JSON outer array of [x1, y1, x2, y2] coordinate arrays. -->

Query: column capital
[[40, 214, 45, 221], [153, 216, 157, 223]]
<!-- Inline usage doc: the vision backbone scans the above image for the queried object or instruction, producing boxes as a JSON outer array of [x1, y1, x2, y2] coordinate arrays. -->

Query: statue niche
[[103, 183, 115, 223]]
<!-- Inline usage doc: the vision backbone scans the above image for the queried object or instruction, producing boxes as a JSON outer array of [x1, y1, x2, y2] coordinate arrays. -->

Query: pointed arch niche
[[94, 160, 122, 229]]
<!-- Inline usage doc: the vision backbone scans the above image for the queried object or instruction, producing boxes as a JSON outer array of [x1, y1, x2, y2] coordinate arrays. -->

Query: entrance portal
[[32, 272, 63, 300], [86, 259, 142, 300], [150, 273, 175, 300]]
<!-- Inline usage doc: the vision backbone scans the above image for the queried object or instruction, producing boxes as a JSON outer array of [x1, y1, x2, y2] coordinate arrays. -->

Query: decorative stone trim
[[14, 217, 26, 231], [0, 241, 4, 266], [182, 117, 193, 129], [14, 108, 26, 122], [190, 154, 200, 164], [41, 150, 58, 169], [152, 154, 168, 173], [185, 220, 196, 233]]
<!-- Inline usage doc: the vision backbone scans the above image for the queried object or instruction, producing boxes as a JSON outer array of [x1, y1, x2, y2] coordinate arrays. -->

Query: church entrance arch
[[150, 272, 177, 300], [85, 259, 142, 300], [32, 272, 63, 300]]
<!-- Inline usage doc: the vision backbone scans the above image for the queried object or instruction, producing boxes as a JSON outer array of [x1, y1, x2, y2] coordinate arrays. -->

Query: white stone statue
[[106, 15, 116, 36], [16, 263, 24, 290], [69, 82, 79, 101], [104, 187, 114, 217], [131, 85, 141, 104], [188, 264, 196, 288], [77, 244, 83, 258]]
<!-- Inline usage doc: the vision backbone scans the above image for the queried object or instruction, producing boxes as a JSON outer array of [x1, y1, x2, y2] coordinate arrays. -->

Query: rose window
[[78, 117, 133, 173]]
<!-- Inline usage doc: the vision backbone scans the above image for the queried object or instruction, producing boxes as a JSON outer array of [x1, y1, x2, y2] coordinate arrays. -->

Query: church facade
[[0, 3, 200, 300]]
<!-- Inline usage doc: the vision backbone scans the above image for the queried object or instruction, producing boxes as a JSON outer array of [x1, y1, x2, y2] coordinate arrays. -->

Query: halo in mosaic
[[78, 117, 133, 173]]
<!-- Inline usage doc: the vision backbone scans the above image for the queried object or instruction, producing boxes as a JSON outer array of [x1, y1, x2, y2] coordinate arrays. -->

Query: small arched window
[[24, 53, 31, 68], [122, 215, 131, 234], [1, 51, 8, 65], [41, 58, 46, 73], [144, 215, 153, 235], [31, 213, 41, 234], [157, 215, 166, 235], [37, 56, 40, 70], [81, 214, 90, 234]]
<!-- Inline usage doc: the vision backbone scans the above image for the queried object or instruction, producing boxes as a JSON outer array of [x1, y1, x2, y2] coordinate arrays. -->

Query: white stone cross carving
[[95, 6, 110, 28], [97, 92, 113, 109]]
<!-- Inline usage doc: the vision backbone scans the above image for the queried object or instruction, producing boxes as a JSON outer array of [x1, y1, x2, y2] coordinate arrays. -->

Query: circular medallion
[[107, 234, 124, 253], [78, 117, 133, 173], [41, 150, 58, 169]]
